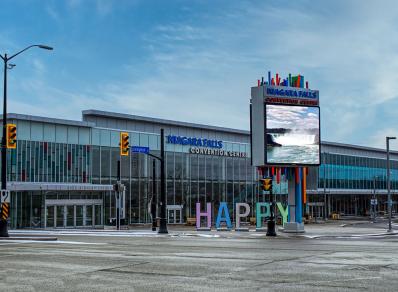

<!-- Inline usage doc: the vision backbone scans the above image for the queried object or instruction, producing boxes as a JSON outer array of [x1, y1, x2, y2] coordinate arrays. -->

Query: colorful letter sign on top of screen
[[264, 85, 319, 106], [257, 72, 319, 107]]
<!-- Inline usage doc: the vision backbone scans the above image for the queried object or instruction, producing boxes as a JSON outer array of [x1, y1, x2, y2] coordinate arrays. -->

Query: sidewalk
[[8, 220, 398, 240], [109, 220, 398, 239]]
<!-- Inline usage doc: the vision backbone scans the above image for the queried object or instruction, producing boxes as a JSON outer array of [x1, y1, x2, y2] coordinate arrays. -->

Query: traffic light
[[120, 132, 129, 156], [260, 178, 272, 191], [6, 124, 16, 149]]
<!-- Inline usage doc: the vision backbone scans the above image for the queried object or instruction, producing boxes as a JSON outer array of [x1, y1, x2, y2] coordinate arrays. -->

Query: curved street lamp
[[0, 44, 53, 237]]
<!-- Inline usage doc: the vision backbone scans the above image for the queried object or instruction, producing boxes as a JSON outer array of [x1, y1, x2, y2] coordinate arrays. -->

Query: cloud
[[66, 0, 82, 10], [369, 128, 398, 149], [6, 0, 398, 151], [45, 5, 60, 21], [96, 0, 113, 16]]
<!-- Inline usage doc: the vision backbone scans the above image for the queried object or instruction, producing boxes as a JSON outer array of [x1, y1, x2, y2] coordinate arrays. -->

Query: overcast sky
[[1, 0, 398, 149]]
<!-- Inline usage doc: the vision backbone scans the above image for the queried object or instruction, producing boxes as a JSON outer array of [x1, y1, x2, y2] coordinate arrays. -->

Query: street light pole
[[372, 176, 378, 223], [1, 54, 7, 191], [386, 136, 396, 233], [151, 159, 157, 231], [0, 45, 53, 237], [323, 153, 327, 220]]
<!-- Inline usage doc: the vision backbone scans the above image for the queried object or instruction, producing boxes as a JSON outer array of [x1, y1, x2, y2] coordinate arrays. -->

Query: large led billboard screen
[[265, 104, 320, 165]]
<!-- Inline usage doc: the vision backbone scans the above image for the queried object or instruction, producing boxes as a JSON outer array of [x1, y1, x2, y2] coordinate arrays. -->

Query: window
[[79, 128, 90, 145], [139, 133, 149, 147], [110, 131, 119, 147], [43, 124, 56, 142], [31, 123, 43, 141], [67, 127, 79, 144], [100, 130, 110, 147], [148, 134, 159, 151]]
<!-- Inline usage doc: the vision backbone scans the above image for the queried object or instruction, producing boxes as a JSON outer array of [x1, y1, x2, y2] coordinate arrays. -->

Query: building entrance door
[[45, 199, 103, 228], [167, 205, 183, 224], [56, 206, 65, 228], [308, 202, 324, 221], [46, 205, 55, 228], [66, 205, 75, 227]]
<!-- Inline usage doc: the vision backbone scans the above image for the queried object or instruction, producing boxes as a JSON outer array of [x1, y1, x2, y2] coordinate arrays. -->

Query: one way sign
[[0, 190, 10, 203]]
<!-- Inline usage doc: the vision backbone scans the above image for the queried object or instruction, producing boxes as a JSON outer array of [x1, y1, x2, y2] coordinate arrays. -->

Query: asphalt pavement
[[0, 221, 397, 291]]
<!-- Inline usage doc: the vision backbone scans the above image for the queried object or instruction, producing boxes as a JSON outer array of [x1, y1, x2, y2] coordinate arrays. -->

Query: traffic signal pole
[[158, 128, 168, 234], [266, 186, 276, 237], [0, 54, 9, 237], [151, 159, 157, 231], [260, 176, 277, 236], [116, 160, 121, 230]]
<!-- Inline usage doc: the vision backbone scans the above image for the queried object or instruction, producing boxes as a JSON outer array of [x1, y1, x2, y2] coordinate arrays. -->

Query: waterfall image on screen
[[266, 105, 320, 165]]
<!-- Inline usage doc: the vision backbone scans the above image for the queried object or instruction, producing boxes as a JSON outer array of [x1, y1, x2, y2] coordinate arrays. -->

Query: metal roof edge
[[2, 113, 95, 128], [321, 140, 398, 155], [82, 109, 249, 135]]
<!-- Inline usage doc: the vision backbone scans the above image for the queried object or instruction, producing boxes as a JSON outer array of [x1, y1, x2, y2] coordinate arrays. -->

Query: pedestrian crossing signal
[[260, 178, 272, 191], [120, 132, 129, 156], [6, 124, 16, 149]]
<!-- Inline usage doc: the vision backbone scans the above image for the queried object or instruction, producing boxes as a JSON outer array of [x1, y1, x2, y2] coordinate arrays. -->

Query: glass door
[[94, 205, 102, 226], [45, 200, 104, 229], [56, 206, 65, 228], [168, 209, 175, 224], [85, 205, 93, 227], [175, 209, 181, 224], [46, 206, 55, 228], [66, 205, 75, 227], [76, 205, 84, 227]]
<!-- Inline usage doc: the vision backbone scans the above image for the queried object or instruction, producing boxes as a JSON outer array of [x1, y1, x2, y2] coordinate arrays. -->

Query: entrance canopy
[[307, 189, 398, 196], [7, 182, 113, 192]]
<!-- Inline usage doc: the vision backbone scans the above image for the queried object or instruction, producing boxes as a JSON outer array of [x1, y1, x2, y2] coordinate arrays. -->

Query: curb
[[0, 236, 58, 241], [298, 231, 398, 239]]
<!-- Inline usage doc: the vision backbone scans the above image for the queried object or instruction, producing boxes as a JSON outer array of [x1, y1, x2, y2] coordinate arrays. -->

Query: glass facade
[[319, 153, 398, 190], [6, 118, 91, 183], [315, 152, 398, 217], [8, 141, 90, 183], [5, 118, 266, 227], [90, 129, 258, 224], [4, 114, 398, 228]]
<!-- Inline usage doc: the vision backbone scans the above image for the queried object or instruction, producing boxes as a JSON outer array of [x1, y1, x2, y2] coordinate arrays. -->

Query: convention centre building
[[3, 110, 398, 229]]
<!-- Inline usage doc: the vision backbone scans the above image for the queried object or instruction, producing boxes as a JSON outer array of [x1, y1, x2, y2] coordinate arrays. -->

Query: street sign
[[0, 190, 10, 203], [132, 146, 150, 154], [371, 199, 378, 205]]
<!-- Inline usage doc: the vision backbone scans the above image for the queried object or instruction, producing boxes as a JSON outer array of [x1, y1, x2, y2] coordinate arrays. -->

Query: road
[[0, 223, 397, 291]]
